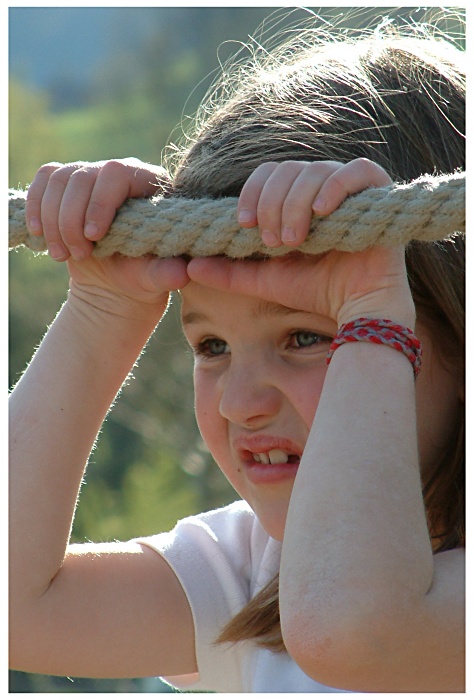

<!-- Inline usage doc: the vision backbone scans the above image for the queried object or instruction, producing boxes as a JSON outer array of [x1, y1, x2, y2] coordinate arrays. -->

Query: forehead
[[182, 298, 298, 327], [180, 282, 335, 333], [182, 281, 295, 319]]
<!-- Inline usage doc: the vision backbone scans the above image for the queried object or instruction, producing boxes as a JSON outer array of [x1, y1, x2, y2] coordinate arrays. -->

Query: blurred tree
[[9, 80, 65, 189]]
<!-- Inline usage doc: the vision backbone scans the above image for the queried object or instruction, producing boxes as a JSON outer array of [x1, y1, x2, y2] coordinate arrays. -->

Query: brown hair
[[167, 9, 465, 652]]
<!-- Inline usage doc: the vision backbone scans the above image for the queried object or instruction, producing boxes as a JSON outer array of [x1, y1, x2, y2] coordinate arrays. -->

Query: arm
[[187, 158, 465, 691], [280, 341, 465, 692], [9, 161, 197, 678]]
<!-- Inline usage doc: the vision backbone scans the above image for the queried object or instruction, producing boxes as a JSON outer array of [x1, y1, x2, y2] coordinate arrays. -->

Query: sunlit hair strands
[[166, 8, 465, 195], [163, 7, 466, 652]]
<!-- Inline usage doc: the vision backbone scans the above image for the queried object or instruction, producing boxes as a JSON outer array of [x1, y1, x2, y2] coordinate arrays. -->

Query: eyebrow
[[181, 300, 306, 326]]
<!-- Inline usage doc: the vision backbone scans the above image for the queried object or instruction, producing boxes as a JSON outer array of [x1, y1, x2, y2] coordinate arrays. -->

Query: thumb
[[145, 256, 190, 292], [187, 256, 266, 297]]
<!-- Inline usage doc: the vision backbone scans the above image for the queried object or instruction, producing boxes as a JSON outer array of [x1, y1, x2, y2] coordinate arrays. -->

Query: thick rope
[[9, 171, 465, 259]]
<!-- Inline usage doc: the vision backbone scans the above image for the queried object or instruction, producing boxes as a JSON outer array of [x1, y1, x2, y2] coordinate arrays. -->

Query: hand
[[188, 159, 415, 327], [25, 158, 190, 312], [26, 157, 169, 261], [236, 158, 393, 247]]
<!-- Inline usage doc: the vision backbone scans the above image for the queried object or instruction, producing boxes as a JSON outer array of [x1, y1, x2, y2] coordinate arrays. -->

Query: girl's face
[[181, 282, 462, 541]]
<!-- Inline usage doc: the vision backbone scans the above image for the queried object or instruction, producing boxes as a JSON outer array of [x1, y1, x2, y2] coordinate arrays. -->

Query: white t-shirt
[[137, 500, 348, 693]]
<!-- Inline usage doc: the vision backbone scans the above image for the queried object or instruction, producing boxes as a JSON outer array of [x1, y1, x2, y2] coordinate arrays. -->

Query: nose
[[218, 357, 281, 429]]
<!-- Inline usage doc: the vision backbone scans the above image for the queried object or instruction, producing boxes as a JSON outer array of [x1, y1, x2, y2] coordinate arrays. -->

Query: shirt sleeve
[[135, 500, 263, 692]]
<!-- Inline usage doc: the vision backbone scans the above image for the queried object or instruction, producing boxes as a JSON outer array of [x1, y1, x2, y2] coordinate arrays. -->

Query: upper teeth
[[253, 449, 289, 465]]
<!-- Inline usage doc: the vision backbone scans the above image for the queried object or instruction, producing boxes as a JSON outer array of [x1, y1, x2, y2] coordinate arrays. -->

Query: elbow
[[9, 608, 32, 672], [280, 611, 356, 690], [9, 580, 53, 673], [280, 598, 402, 691]]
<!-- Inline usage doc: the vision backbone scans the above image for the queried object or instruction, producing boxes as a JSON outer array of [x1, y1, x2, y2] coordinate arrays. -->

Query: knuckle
[[254, 161, 279, 179], [40, 210, 59, 233], [36, 162, 63, 176], [349, 157, 378, 176], [26, 164, 63, 201], [40, 224, 61, 246], [257, 202, 280, 224], [25, 190, 43, 206], [305, 160, 342, 175], [58, 223, 82, 244], [353, 156, 374, 167], [327, 171, 350, 194], [68, 163, 99, 181], [99, 159, 128, 177], [345, 157, 391, 185], [275, 160, 306, 175], [352, 157, 375, 174], [257, 161, 278, 171], [48, 168, 73, 187], [281, 198, 305, 220], [87, 198, 111, 220]]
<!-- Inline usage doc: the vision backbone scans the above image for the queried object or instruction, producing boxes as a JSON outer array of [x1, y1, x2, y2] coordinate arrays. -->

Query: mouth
[[235, 436, 303, 485], [252, 449, 300, 465]]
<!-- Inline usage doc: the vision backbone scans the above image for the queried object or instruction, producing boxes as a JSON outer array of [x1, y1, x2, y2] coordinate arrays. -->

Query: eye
[[290, 330, 331, 349], [195, 337, 229, 357]]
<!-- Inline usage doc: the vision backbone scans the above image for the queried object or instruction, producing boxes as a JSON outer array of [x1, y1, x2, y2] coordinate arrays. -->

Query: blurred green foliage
[[8, 5, 465, 693]]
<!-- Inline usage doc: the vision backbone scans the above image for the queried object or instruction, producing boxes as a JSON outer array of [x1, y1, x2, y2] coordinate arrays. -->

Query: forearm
[[9, 285, 165, 601], [280, 341, 433, 663]]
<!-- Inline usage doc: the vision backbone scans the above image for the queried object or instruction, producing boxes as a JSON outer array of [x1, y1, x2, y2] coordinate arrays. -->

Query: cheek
[[193, 370, 222, 448], [415, 366, 460, 477], [293, 368, 327, 429], [194, 362, 328, 443]]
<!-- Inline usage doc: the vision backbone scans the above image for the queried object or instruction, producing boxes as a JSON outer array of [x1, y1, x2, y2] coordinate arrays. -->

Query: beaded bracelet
[[326, 318, 422, 377]]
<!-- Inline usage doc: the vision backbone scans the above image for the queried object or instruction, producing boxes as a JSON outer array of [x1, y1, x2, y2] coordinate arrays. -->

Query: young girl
[[9, 15, 465, 693]]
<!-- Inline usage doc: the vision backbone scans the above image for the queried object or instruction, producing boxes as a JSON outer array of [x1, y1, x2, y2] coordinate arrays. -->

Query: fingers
[[277, 161, 342, 245], [25, 159, 171, 262], [312, 158, 392, 215], [187, 257, 254, 295], [237, 158, 392, 248], [26, 162, 88, 261], [43, 164, 98, 261], [237, 162, 279, 233], [144, 256, 190, 293], [187, 256, 288, 304], [79, 161, 140, 243], [98, 255, 190, 297], [25, 163, 64, 237]]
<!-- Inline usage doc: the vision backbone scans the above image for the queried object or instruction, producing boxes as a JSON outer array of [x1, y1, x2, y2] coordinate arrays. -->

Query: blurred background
[[8, 5, 465, 693]]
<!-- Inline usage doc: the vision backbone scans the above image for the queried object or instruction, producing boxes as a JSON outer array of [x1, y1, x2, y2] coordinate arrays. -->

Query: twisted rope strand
[[9, 171, 465, 259]]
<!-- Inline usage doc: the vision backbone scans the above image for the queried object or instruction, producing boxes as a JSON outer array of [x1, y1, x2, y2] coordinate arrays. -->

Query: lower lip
[[244, 460, 300, 485]]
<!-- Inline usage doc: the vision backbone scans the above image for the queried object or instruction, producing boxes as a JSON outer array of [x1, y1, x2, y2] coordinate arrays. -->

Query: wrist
[[327, 317, 422, 378], [337, 292, 416, 330], [69, 279, 168, 325], [66, 281, 167, 353]]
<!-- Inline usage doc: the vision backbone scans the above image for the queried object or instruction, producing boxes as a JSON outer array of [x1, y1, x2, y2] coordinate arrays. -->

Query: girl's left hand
[[187, 159, 415, 327]]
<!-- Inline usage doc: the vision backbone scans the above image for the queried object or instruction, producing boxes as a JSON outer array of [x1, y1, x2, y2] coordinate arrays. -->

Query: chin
[[256, 511, 287, 541]]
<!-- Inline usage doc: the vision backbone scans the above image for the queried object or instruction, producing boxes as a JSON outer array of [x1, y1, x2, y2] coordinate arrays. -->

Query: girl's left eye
[[290, 330, 330, 348]]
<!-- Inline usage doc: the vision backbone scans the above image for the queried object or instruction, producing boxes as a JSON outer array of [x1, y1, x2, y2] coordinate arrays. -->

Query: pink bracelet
[[326, 318, 422, 377]]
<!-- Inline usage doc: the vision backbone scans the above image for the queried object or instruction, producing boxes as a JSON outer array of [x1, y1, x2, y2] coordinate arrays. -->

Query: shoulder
[[137, 499, 279, 604], [137, 500, 271, 582], [140, 500, 258, 550]]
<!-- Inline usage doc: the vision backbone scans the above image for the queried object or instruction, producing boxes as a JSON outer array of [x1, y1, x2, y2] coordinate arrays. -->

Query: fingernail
[[281, 225, 296, 244], [262, 229, 280, 247], [28, 217, 42, 235], [238, 210, 255, 225], [84, 221, 98, 239], [49, 244, 68, 261], [312, 196, 327, 214]]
